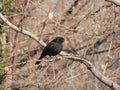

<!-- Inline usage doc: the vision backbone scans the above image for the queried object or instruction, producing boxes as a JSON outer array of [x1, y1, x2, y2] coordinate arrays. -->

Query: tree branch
[[106, 0, 120, 6], [1, 12, 120, 90], [0, 13, 46, 47], [65, 55, 120, 90]]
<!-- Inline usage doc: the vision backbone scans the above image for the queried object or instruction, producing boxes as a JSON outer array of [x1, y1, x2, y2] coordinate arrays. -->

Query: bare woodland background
[[0, 0, 120, 90]]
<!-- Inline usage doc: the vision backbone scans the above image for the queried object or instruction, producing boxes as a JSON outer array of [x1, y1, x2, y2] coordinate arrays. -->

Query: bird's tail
[[35, 52, 46, 65], [35, 53, 45, 65], [35, 59, 42, 65]]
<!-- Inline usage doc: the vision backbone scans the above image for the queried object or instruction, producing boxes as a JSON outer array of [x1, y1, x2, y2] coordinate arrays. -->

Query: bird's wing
[[45, 42, 55, 51], [39, 42, 55, 59]]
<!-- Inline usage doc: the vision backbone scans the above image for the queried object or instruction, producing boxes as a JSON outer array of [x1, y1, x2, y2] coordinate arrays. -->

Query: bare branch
[[65, 55, 120, 90], [0, 13, 46, 47], [106, 0, 120, 6]]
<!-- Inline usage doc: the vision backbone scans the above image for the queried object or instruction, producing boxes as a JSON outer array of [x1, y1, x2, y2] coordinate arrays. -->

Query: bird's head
[[52, 37, 64, 44]]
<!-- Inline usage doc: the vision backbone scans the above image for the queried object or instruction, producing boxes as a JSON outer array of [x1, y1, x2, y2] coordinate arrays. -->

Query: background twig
[[0, 13, 46, 47], [65, 55, 120, 90], [106, 0, 120, 6]]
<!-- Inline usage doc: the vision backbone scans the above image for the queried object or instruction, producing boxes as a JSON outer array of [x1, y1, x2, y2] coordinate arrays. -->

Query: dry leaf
[[48, 12, 54, 19]]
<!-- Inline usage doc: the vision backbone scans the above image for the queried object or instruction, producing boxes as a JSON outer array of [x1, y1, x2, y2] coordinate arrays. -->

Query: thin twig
[[106, 0, 120, 6], [0, 13, 46, 47], [65, 55, 120, 90]]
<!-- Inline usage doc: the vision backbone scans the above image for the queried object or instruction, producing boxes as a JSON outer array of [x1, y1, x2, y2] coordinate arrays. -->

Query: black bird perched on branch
[[35, 37, 64, 65]]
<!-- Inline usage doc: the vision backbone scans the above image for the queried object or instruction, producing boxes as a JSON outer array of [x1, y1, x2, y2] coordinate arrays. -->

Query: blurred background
[[0, 0, 120, 90]]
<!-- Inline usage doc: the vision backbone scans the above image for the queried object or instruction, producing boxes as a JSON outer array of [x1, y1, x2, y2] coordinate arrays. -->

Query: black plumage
[[35, 37, 64, 65]]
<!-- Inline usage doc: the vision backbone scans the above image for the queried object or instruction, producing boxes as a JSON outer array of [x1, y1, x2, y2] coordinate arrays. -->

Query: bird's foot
[[49, 59, 55, 62]]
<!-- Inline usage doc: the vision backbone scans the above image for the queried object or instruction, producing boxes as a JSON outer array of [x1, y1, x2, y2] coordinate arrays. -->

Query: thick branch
[[65, 55, 120, 90], [106, 0, 120, 6], [0, 13, 46, 47]]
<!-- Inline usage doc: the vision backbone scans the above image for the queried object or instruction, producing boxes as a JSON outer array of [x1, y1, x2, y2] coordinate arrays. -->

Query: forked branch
[[0, 13, 46, 47], [65, 55, 120, 90]]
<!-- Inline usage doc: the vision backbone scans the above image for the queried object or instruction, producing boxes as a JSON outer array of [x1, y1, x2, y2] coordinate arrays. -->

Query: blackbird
[[35, 37, 64, 65]]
